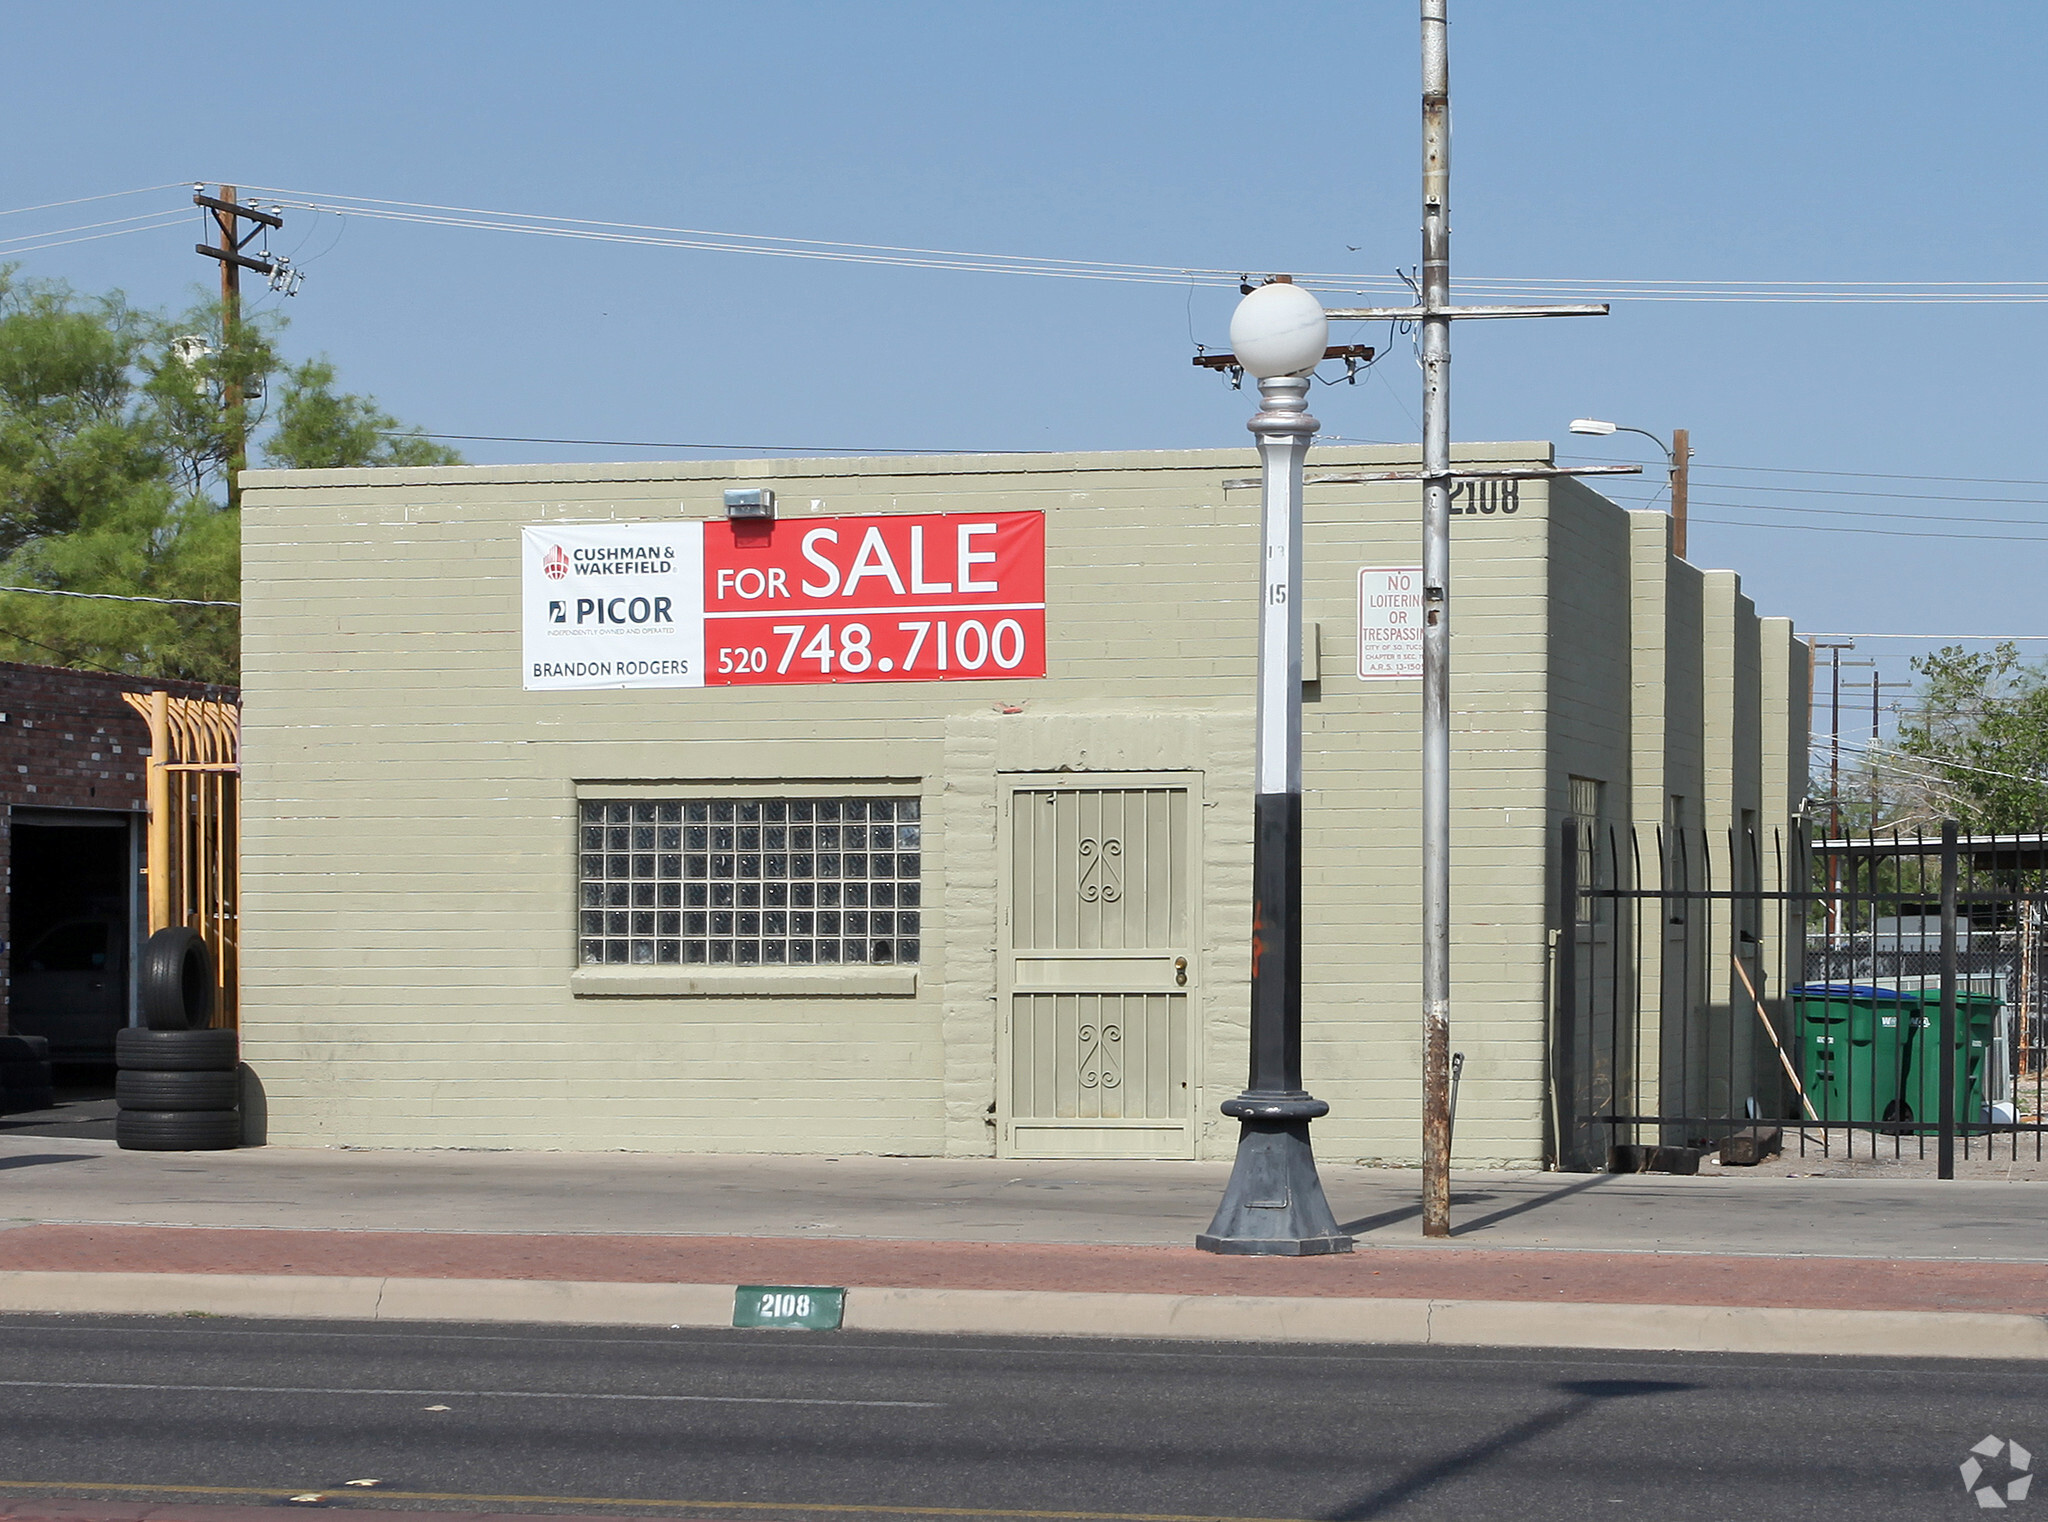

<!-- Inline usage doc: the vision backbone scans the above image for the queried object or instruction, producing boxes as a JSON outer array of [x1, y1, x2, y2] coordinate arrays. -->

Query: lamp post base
[[1196, 1114, 1354, 1256]]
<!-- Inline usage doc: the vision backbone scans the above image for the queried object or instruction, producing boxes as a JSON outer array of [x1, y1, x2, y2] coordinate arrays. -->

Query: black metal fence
[[1553, 818, 2048, 1174]]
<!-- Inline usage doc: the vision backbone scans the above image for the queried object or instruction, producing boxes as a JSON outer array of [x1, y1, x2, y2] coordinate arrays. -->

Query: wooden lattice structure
[[122, 690, 241, 1028]]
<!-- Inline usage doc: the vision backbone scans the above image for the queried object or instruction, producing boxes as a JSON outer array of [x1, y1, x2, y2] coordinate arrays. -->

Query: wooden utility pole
[[216, 186, 244, 513], [1670, 427, 1690, 560], [193, 185, 283, 511]]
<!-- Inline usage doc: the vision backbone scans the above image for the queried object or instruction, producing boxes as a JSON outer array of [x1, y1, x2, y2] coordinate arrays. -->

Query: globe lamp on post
[[1197, 281, 1353, 1256]]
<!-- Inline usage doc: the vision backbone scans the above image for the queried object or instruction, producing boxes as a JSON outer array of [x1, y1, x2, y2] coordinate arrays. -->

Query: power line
[[0, 183, 192, 220], [1598, 492, 2048, 530], [0, 625, 134, 677], [0, 215, 189, 259], [0, 209, 195, 250], [0, 586, 238, 608], [1679, 515, 2048, 545], [239, 185, 2048, 305], [1586, 462, 2048, 507], [1562, 451, 2048, 493]]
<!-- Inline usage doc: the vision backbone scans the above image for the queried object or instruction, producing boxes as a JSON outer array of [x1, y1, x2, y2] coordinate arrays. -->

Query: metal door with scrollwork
[[998, 776, 1197, 1158]]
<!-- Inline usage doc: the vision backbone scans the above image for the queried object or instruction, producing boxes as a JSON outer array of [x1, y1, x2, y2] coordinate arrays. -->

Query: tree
[[0, 267, 457, 682], [266, 360, 460, 471], [1892, 642, 2048, 832]]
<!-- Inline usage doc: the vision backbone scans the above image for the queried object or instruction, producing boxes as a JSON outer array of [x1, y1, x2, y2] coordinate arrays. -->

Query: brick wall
[[0, 662, 238, 1033]]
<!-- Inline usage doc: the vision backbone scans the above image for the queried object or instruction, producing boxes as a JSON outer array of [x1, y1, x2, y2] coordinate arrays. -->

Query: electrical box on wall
[[723, 488, 776, 520]]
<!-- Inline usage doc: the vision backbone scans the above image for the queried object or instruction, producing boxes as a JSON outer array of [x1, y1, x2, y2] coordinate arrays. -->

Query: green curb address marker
[[733, 1285, 845, 1331]]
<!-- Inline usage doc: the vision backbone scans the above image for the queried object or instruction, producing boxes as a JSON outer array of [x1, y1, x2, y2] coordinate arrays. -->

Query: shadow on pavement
[[1339, 1191, 1499, 1238], [1451, 1170, 1616, 1237], [0, 1152, 94, 1172], [1326, 1377, 1695, 1518]]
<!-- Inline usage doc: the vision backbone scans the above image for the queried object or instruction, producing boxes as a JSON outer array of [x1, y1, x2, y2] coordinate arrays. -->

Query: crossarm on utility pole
[[1324, 304, 1609, 321]]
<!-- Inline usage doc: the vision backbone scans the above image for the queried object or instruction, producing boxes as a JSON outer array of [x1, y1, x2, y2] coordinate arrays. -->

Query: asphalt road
[[0, 1316, 2039, 1521]]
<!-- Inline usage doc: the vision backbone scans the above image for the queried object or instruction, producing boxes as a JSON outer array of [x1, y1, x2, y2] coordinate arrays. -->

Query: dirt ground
[[1714, 1130, 2048, 1181]]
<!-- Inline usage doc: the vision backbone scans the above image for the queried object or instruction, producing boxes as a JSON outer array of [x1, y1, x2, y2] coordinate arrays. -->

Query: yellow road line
[[0, 1479, 1300, 1522]]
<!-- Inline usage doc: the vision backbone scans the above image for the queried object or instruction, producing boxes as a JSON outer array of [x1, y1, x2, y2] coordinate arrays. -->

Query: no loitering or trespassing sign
[[1357, 566, 1423, 680]]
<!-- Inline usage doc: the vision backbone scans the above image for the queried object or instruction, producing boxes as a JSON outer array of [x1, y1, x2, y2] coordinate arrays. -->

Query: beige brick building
[[238, 443, 1807, 1165]]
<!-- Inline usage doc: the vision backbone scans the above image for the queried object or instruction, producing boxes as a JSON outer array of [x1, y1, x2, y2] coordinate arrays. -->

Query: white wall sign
[[1357, 566, 1424, 680], [522, 523, 707, 690]]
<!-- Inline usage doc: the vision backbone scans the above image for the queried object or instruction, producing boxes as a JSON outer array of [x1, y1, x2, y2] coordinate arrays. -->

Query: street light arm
[[1605, 425, 1673, 461]]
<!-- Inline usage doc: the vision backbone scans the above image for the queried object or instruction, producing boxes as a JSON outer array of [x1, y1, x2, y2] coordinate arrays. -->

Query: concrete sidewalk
[[3, 1136, 2044, 1358]]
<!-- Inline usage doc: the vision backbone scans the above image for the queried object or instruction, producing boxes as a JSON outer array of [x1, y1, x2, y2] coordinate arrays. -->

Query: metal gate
[[998, 776, 1198, 1159], [1556, 817, 2048, 1173], [123, 690, 240, 1028]]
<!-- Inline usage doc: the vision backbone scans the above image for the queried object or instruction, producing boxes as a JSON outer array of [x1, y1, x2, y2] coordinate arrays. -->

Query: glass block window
[[578, 797, 922, 969]]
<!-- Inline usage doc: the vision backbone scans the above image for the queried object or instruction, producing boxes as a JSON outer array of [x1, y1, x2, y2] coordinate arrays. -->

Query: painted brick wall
[[237, 445, 1800, 1163]]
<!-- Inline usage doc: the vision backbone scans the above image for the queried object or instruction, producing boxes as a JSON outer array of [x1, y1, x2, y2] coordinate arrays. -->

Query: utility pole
[[193, 184, 285, 512], [1814, 641, 1857, 938], [1870, 672, 1911, 825], [1415, 2, 1457, 1237], [1670, 427, 1690, 560], [1318, 0, 1627, 1224]]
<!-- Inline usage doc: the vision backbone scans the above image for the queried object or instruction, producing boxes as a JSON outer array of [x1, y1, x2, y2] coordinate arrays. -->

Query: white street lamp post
[[1197, 280, 1353, 1256]]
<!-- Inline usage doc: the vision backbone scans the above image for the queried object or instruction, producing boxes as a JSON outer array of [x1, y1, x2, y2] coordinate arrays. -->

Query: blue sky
[[6, 0, 2046, 724]]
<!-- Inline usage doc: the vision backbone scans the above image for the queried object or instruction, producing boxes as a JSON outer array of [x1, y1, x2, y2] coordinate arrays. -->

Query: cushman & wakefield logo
[[541, 545, 569, 580]]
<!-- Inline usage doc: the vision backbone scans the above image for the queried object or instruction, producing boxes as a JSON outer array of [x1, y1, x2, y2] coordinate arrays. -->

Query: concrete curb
[[2, 1271, 2042, 1358]]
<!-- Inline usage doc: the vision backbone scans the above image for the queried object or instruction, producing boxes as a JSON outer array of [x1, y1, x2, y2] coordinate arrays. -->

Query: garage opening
[[8, 811, 138, 1065]]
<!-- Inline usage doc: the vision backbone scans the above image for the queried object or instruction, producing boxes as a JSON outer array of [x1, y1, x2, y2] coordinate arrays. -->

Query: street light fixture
[[1197, 280, 1352, 1257], [1568, 419, 1690, 558]]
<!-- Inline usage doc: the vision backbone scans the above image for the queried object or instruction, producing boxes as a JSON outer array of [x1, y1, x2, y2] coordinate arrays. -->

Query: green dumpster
[[1896, 990, 1998, 1130], [1791, 984, 1916, 1125]]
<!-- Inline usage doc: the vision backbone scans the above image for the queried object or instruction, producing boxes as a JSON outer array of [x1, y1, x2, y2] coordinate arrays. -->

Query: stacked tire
[[115, 927, 238, 1151], [0, 1034, 54, 1115]]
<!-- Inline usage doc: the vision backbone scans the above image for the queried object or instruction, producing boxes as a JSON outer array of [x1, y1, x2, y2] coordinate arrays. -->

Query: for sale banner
[[701, 510, 1045, 685], [521, 511, 1045, 691]]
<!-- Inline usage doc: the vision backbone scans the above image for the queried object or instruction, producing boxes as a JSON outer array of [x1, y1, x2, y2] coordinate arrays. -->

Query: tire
[[139, 927, 214, 1032], [116, 1069, 240, 1112], [115, 1109, 239, 1151], [0, 1035, 40, 1063], [116, 1027, 238, 1072]]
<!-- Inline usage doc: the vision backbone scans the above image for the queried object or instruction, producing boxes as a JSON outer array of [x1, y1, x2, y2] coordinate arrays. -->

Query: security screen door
[[999, 776, 1197, 1158]]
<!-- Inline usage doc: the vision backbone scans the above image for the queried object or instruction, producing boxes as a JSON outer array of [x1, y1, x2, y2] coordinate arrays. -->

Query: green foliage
[[1894, 642, 2048, 832], [265, 360, 461, 471], [0, 265, 457, 682]]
